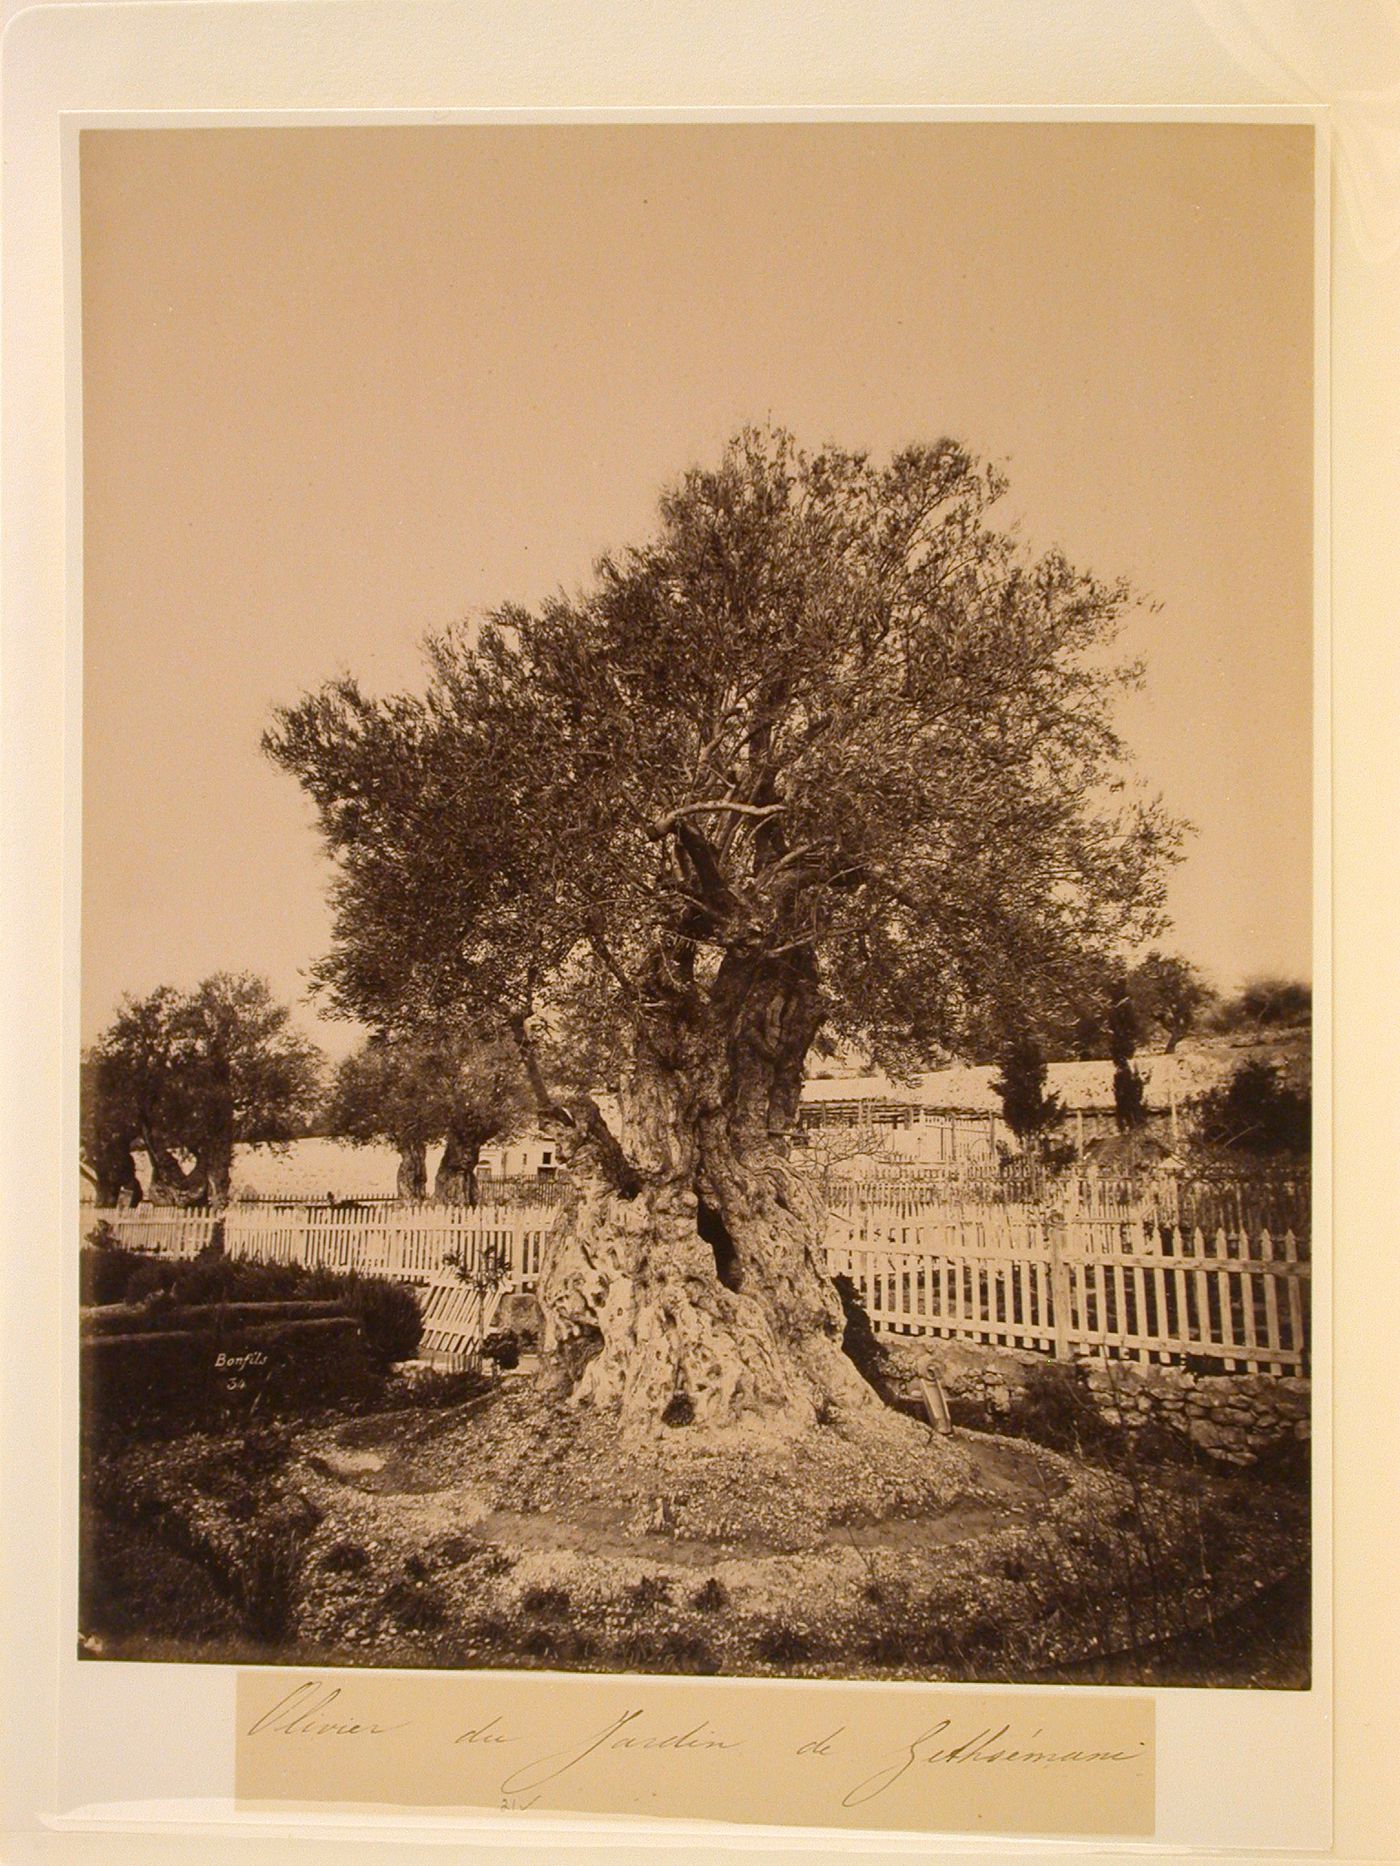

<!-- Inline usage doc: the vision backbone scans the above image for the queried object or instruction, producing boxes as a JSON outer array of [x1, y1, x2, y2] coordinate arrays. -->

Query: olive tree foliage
[[325, 1030, 529, 1203], [1128, 950, 1215, 1053], [266, 429, 1182, 1436], [82, 974, 324, 1207], [1211, 974, 1312, 1034]]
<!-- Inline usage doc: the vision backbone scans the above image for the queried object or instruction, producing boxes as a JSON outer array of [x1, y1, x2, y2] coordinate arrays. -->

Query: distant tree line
[[985, 954, 1311, 1163], [83, 954, 1311, 1207], [83, 975, 539, 1209]]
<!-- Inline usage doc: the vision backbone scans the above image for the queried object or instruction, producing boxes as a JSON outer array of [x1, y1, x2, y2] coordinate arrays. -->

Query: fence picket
[[87, 1170, 1309, 1373]]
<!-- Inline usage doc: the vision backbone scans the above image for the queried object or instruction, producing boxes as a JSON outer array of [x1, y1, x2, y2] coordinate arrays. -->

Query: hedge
[[78, 1249, 424, 1366], [81, 1315, 382, 1432], [81, 1299, 346, 1338]]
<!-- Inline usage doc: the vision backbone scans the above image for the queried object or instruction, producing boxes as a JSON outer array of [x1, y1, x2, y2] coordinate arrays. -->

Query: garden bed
[[80, 1381, 1309, 1685]]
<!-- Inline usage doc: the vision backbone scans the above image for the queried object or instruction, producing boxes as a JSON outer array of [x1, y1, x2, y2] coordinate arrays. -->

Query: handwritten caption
[[241, 1678, 1152, 1826]]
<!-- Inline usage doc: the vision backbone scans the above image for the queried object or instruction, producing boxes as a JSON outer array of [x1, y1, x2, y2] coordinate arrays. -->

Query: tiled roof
[[229, 1138, 421, 1200]]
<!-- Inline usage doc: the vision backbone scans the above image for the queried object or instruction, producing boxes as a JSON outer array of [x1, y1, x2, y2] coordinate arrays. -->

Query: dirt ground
[[81, 1378, 1309, 1685]]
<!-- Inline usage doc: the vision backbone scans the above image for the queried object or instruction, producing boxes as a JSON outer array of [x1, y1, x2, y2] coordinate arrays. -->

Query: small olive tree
[[325, 1030, 528, 1204], [84, 975, 323, 1207]]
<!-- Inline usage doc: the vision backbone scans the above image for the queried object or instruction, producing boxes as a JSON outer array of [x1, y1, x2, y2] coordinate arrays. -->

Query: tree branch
[[648, 799, 786, 839]]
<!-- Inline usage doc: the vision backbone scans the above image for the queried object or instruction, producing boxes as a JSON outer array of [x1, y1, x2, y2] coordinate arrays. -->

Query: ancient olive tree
[[266, 429, 1180, 1437], [325, 1030, 528, 1203], [84, 974, 323, 1207]]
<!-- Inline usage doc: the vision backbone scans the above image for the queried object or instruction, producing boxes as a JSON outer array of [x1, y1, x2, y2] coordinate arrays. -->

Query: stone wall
[[879, 1335, 1310, 1466], [1077, 1359, 1310, 1463]]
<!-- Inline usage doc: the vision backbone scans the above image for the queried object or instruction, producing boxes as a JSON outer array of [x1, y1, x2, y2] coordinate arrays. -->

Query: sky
[[80, 121, 1315, 1061]]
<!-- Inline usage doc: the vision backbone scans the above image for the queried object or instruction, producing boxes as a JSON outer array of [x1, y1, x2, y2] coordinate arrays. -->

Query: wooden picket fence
[[826, 1203, 1310, 1374], [88, 1170, 1311, 1375], [87, 1203, 550, 1293], [418, 1277, 494, 1371]]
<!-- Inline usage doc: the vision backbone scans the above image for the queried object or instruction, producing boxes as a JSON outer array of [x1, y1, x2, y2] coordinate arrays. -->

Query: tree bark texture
[[533, 954, 891, 1439], [144, 1136, 200, 1206], [435, 1126, 485, 1206], [397, 1140, 429, 1201]]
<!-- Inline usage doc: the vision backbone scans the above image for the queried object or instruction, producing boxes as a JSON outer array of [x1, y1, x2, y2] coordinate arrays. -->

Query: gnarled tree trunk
[[144, 1135, 201, 1206], [435, 1126, 486, 1205], [530, 952, 892, 1441], [396, 1140, 429, 1201], [190, 1137, 236, 1211], [93, 1137, 143, 1209]]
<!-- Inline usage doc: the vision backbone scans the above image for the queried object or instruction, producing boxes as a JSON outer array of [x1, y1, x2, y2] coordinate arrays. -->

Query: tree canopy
[[325, 1029, 529, 1202], [267, 428, 1180, 1096], [1212, 974, 1312, 1035], [1127, 950, 1214, 1053]]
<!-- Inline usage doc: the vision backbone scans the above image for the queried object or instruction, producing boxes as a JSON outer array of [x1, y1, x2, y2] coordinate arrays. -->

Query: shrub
[[124, 1257, 180, 1303], [382, 1576, 448, 1632], [231, 1523, 307, 1643], [480, 1330, 520, 1373], [196, 1252, 319, 1304], [552, 1627, 601, 1665], [170, 1249, 245, 1307], [656, 1630, 716, 1672], [340, 1275, 422, 1365], [400, 1368, 488, 1409], [189, 1427, 292, 1495], [321, 1540, 371, 1576], [521, 1585, 571, 1616], [302, 1265, 348, 1300], [690, 1577, 727, 1613], [88, 1471, 309, 1646], [627, 1574, 671, 1611], [1212, 975, 1312, 1032], [80, 1504, 241, 1646], [754, 1619, 811, 1666], [978, 1362, 1119, 1462], [862, 1626, 909, 1667], [1190, 1061, 1310, 1157], [80, 1244, 149, 1307], [615, 1626, 716, 1674]]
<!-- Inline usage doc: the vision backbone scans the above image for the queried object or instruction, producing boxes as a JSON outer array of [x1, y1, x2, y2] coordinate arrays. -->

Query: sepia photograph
[[76, 120, 1315, 1693]]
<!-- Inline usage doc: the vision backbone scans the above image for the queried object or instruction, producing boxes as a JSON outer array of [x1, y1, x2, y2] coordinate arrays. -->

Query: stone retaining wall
[[879, 1337, 1309, 1466]]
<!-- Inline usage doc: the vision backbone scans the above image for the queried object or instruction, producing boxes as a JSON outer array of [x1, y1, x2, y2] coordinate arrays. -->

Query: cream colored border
[[55, 105, 1337, 1851], [2, 3, 1391, 1862]]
